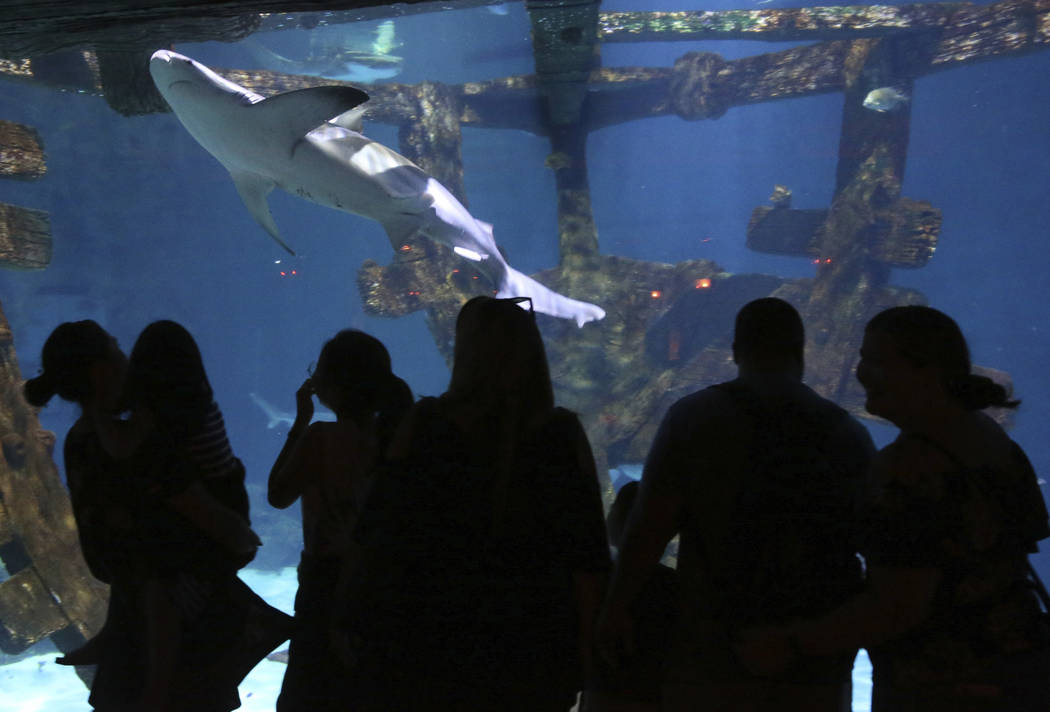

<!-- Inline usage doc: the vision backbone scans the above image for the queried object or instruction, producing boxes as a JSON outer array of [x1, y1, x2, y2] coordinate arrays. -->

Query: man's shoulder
[[667, 383, 741, 422]]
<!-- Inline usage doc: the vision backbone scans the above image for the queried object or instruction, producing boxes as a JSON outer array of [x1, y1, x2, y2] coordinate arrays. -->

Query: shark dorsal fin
[[252, 86, 370, 139]]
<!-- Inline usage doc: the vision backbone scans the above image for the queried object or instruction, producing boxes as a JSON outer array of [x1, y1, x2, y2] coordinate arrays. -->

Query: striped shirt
[[186, 401, 238, 479]]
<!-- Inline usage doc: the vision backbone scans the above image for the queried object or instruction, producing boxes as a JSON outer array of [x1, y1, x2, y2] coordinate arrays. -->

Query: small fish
[[863, 87, 909, 113]]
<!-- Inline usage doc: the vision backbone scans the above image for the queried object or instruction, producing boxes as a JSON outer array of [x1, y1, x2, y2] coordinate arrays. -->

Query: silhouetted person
[[587, 480, 678, 712], [25, 320, 286, 712], [596, 297, 874, 712], [350, 295, 610, 712], [269, 329, 413, 712], [735, 305, 1050, 712]]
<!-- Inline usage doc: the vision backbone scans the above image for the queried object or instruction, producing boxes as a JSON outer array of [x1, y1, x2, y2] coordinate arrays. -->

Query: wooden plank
[[0, 295, 108, 656], [0, 203, 51, 271], [0, 568, 68, 653], [0, 496, 14, 548], [0, 120, 45, 180]]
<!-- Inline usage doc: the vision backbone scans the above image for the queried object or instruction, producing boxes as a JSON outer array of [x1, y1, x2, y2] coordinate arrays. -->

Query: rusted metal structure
[[0, 0, 1046, 673]]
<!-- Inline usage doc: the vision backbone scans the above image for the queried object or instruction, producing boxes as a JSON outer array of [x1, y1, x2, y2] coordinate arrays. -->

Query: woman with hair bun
[[735, 305, 1050, 711], [268, 328, 413, 712], [24, 321, 128, 584]]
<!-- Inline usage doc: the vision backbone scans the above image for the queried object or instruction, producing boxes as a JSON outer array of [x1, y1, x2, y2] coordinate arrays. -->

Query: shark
[[149, 50, 605, 327], [250, 392, 335, 428], [243, 40, 403, 84], [244, 20, 403, 84]]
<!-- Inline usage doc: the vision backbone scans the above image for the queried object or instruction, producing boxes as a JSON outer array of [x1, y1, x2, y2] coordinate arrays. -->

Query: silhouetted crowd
[[24, 297, 1050, 712]]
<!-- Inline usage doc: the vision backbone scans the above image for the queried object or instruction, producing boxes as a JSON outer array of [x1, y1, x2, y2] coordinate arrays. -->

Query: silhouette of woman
[[269, 329, 412, 712], [350, 296, 611, 711]]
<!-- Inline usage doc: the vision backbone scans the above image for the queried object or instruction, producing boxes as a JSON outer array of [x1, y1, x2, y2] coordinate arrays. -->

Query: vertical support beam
[[0, 302, 107, 660], [526, 0, 602, 126], [526, 0, 603, 272], [549, 122, 600, 272], [803, 36, 920, 403], [395, 82, 475, 364]]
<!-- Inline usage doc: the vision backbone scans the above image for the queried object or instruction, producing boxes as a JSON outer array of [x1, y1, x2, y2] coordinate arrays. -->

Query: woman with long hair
[[350, 296, 611, 711]]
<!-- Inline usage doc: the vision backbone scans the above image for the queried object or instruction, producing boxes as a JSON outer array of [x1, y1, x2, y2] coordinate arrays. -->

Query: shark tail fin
[[496, 266, 605, 328]]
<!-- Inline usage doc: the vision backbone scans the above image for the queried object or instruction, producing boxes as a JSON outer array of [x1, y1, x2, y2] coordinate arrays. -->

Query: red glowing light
[[280, 271, 286, 276], [695, 278, 712, 289], [399, 244, 412, 252], [291, 270, 297, 275], [824, 258, 833, 264]]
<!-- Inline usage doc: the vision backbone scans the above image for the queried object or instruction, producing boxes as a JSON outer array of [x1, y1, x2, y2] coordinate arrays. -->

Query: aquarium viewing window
[[0, 0, 1047, 709]]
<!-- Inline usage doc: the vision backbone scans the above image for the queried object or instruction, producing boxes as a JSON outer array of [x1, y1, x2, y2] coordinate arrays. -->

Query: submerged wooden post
[[802, 36, 921, 404], [356, 81, 483, 364], [0, 301, 107, 659], [0, 116, 102, 672]]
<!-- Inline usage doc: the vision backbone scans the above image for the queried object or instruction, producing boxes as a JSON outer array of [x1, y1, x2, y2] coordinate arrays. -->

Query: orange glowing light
[[695, 278, 711, 289], [650, 290, 662, 299], [280, 271, 286, 276], [399, 244, 412, 252]]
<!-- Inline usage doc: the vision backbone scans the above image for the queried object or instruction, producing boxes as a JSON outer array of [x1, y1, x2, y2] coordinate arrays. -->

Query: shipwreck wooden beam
[[0, 203, 51, 271], [526, 0, 601, 126], [357, 83, 490, 364], [0, 120, 45, 180], [1, 0, 1046, 132], [747, 198, 940, 268], [0, 568, 69, 653], [0, 121, 52, 270], [599, 2, 969, 43], [0, 301, 107, 658], [801, 35, 920, 408]]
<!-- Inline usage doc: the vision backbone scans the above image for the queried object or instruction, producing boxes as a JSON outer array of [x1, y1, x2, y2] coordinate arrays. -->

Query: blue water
[[0, 0, 1047, 709]]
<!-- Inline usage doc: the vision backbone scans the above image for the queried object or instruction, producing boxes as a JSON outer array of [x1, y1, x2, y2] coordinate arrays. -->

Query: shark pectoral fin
[[329, 105, 367, 132], [254, 86, 370, 139], [231, 171, 295, 255]]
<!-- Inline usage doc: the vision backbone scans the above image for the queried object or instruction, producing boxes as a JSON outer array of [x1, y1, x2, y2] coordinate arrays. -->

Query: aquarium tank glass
[[0, 0, 1048, 709]]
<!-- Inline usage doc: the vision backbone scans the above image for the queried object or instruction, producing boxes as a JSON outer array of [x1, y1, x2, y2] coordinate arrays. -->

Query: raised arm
[[268, 378, 318, 508]]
